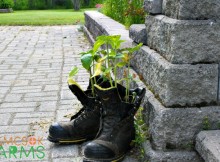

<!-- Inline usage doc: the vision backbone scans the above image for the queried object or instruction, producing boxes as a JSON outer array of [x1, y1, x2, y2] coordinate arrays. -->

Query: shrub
[[14, 0, 73, 10], [103, 0, 145, 27], [30, 0, 47, 9], [103, 0, 127, 23], [0, 0, 14, 9], [14, 0, 29, 10], [124, 0, 145, 26]]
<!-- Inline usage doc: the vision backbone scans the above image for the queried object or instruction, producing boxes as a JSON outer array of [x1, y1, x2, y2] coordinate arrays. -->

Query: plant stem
[[89, 69, 95, 97], [107, 43, 113, 87], [92, 59, 97, 85], [114, 59, 117, 88], [126, 57, 131, 103]]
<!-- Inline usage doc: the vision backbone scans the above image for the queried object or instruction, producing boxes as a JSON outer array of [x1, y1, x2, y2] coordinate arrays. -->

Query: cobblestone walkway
[[0, 26, 138, 162]]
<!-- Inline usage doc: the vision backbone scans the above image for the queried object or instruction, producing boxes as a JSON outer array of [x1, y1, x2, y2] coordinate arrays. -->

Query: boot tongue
[[95, 86, 121, 105]]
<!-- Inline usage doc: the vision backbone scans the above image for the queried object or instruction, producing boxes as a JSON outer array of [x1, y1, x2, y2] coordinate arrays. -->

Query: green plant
[[133, 107, 148, 159], [103, 0, 145, 27], [202, 116, 211, 130], [14, 0, 29, 10], [0, 0, 14, 8], [69, 35, 142, 102], [124, 0, 145, 26]]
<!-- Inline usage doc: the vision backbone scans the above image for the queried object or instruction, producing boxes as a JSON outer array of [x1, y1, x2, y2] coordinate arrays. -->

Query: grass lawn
[[0, 9, 95, 26]]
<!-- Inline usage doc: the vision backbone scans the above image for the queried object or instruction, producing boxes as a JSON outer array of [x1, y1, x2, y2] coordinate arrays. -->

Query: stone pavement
[[0, 26, 139, 162]]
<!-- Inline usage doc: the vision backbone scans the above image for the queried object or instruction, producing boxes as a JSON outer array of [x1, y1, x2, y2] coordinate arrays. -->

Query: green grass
[[0, 9, 95, 26]]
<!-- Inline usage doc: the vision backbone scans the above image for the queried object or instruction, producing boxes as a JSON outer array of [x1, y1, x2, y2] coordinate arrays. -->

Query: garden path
[[0, 26, 138, 162]]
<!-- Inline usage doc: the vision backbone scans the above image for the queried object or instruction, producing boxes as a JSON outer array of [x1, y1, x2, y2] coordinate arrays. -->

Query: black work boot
[[48, 77, 103, 144], [83, 83, 146, 162]]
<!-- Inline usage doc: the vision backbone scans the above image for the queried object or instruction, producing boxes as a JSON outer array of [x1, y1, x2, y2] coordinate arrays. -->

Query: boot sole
[[83, 154, 125, 162], [47, 135, 88, 144]]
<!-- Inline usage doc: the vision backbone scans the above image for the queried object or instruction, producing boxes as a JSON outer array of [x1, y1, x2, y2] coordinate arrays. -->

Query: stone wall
[[84, 11, 133, 48], [83, 7, 220, 161], [143, 0, 220, 161]]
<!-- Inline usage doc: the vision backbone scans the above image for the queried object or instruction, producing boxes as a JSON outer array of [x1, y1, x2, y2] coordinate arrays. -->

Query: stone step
[[196, 130, 220, 162], [84, 11, 133, 48], [145, 15, 220, 64], [129, 24, 147, 45]]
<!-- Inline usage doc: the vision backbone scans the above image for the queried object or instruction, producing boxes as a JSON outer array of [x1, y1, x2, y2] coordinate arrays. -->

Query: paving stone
[[38, 101, 57, 111], [14, 80, 29, 86], [52, 157, 83, 162], [12, 118, 49, 125], [44, 85, 59, 91], [1, 102, 37, 108], [0, 108, 35, 113], [0, 125, 29, 133], [10, 89, 42, 94], [61, 89, 74, 100], [0, 87, 9, 94], [4, 94, 23, 102], [23, 96, 58, 102], [0, 113, 11, 126], [25, 92, 58, 98], [15, 112, 55, 118], [51, 145, 80, 158]]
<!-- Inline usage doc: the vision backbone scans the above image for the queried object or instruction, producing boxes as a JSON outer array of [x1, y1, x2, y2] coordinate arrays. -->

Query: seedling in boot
[[80, 35, 145, 161], [48, 79, 102, 144], [48, 69, 103, 144], [83, 84, 146, 162]]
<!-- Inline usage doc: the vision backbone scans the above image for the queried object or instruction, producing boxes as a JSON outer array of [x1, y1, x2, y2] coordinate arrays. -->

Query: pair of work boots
[[48, 77, 146, 162]]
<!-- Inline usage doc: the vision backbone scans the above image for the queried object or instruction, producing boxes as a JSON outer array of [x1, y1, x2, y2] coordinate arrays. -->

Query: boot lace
[[74, 99, 100, 123]]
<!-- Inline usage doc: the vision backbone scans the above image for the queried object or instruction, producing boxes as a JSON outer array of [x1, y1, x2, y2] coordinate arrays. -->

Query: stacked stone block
[[132, 0, 220, 161]]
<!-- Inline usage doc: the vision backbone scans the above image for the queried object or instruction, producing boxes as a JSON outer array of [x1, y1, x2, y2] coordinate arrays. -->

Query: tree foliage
[[13, 0, 103, 10], [13, 0, 72, 10], [0, 0, 14, 9], [103, 0, 145, 27]]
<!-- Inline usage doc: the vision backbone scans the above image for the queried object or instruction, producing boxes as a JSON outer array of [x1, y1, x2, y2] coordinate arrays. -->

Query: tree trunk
[[84, 0, 89, 6], [72, 0, 80, 10]]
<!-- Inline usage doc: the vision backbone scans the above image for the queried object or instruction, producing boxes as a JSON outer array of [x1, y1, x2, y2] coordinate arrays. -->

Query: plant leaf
[[93, 40, 105, 52], [92, 62, 102, 77], [109, 50, 116, 58], [116, 62, 127, 67], [81, 53, 92, 70], [115, 53, 124, 59], [69, 67, 79, 77], [125, 43, 143, 54], [122, 53, 130, 63], [94, 54, 101, 62], [104, 67, 113, 74], [98, 55, 108, 62], [80, 50, 93, 55]]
